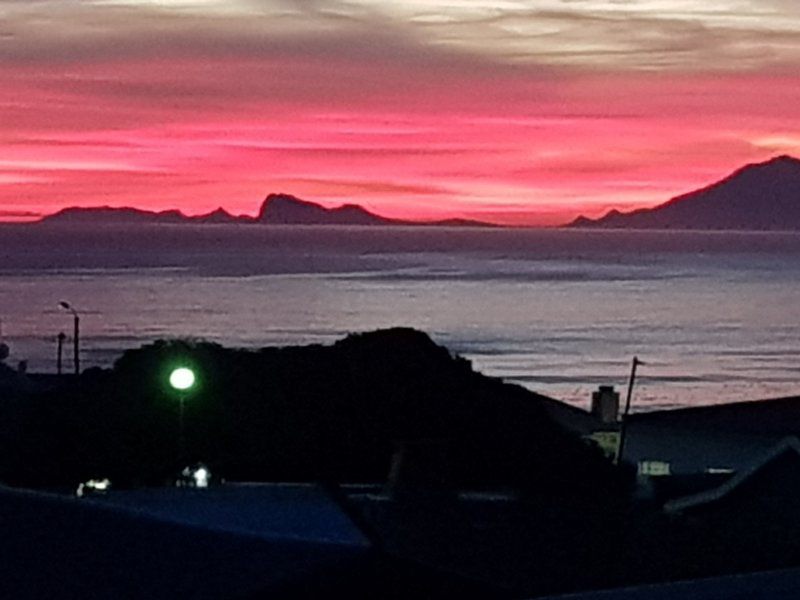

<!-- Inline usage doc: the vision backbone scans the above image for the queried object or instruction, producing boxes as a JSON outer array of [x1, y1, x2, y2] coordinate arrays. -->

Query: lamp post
[[58, 301, 80, 376], [169, 367, 196, 462], [56, 332, 66, 376]]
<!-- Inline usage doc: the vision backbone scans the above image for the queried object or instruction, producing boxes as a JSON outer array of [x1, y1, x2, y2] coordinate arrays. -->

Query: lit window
[[638, 461, 671, 476]]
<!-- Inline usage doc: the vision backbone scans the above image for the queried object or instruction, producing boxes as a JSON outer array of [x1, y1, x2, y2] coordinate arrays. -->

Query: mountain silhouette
[[256, 193, 397, 225], [42, 206, 248, 225], [43, 206, 190, 224], [569, 155, 800, 231], [40, 194, 491, 227], [192, 207, 252, 224]]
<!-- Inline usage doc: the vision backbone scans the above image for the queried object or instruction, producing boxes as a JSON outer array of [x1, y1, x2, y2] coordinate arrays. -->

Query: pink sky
[[2, 1, 800, 225]]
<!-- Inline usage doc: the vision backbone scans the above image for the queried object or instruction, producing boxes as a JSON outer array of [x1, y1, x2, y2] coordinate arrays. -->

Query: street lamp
[[58, 301, 80, 376], [169, 367, 196, 461], [56, 332, 66, 375]]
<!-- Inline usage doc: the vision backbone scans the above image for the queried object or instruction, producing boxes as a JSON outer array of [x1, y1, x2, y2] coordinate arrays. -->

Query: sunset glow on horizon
[[2, 0, 800, 225]]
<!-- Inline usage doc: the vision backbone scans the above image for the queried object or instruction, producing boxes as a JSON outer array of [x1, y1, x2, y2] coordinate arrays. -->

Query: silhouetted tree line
[[0, 328, 626, 501], [5, 329, 796, 596]]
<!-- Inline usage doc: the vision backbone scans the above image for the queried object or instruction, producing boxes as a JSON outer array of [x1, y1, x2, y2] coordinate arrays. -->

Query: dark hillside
[[0, 328, 624, 505]]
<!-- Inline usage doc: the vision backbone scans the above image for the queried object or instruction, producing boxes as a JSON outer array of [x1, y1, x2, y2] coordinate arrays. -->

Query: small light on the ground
[[193, 467, 209, 488], [76, 478, 111, 497]]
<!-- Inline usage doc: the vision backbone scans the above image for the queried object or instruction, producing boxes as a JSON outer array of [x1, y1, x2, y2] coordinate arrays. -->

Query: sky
[[1, 0, 800, 225]]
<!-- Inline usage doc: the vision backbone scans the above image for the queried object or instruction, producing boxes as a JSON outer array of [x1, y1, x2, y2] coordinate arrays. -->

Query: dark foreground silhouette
[[2, 329, 800, 597], [0, 329, 620, 491]]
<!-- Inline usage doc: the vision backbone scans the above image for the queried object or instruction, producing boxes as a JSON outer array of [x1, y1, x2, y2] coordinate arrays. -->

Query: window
[[638, 460, 671, 476]]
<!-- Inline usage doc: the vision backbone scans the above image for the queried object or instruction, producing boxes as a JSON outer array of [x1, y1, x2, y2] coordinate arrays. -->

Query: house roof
[[0, 483, 370, 599], [535, 566, 800, 599], [89, 483, 370, 546], [620, 396, 800, 474], [664, 436, 800, 513], [627, 395, 800, 434]]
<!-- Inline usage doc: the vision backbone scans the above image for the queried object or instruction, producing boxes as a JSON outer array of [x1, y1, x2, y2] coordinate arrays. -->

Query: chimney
[[591, 385, 620, 423]]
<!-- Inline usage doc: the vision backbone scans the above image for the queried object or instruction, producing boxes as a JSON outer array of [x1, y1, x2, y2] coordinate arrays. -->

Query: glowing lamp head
[[169, 367, 196, 391]]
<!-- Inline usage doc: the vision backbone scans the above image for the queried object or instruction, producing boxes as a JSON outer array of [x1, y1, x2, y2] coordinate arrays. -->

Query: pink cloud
[[1, 8, 799, 224]]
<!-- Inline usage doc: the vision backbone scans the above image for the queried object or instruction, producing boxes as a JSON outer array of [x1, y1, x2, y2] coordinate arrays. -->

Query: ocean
[[2, 223, 799, 411]]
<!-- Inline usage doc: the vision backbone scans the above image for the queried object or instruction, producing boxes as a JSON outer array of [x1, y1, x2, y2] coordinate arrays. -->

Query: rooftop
[[0, 483, 370, 599]]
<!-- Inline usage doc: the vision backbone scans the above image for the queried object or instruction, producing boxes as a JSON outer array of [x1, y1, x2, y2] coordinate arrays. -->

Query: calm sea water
[[2, 223, 799, 411]]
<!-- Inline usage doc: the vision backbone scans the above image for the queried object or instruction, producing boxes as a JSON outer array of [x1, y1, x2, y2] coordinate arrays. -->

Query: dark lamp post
[[169, 367, 196, 462], [57, 332, 66, 375]]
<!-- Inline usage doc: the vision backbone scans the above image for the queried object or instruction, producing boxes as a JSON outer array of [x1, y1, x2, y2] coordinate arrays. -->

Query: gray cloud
[[2, 0, 798, 72], [0, 1, 569, 136]]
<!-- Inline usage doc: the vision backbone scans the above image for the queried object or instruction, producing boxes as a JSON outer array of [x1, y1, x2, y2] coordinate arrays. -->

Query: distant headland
[[39, 194, 493, 228], [31, 154, 800, 231], [569, 155, 800, 231]]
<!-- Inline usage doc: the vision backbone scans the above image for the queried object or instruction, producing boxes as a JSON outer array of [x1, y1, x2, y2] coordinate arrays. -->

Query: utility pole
[[615, 356, 644, 465], [59, 302, 80, 376], [0, 318, 8, 363], [73, 313, 80, 375]]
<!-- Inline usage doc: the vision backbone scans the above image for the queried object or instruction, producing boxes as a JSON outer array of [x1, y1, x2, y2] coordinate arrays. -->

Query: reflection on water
[[2, 223, 800, 410]]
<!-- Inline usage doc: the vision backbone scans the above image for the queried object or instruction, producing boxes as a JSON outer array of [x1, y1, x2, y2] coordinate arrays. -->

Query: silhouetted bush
[[0, 328, 626, 504]]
